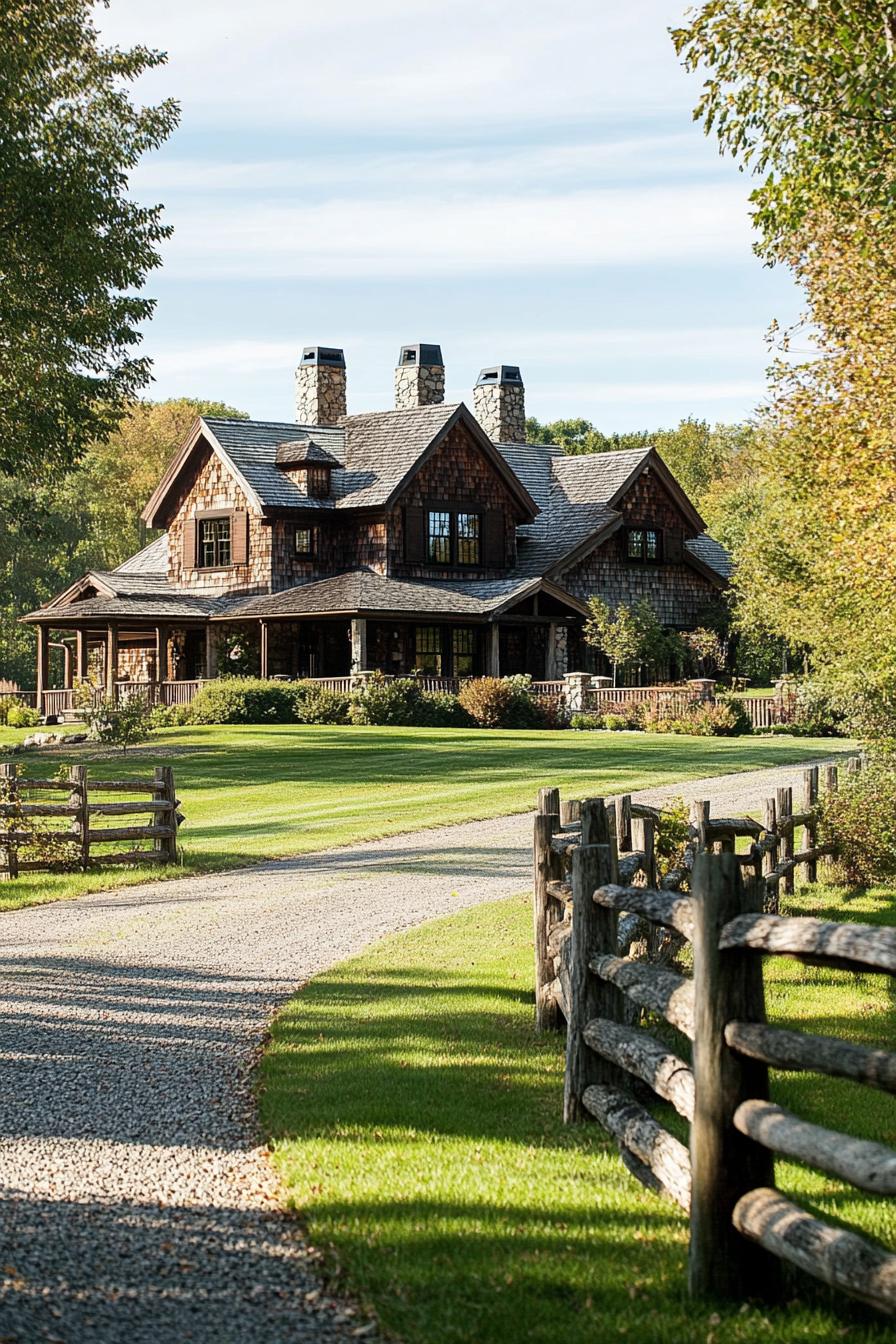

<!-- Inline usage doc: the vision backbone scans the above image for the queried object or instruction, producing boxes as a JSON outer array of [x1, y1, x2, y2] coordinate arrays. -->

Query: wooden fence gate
[[533, 770, 896, 1317]]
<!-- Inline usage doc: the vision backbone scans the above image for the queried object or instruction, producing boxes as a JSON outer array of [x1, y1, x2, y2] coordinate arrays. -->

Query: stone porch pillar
[[546, 623, 569, 680], [687, 678, 716, 702], [351, 618, 367, 673], [564, 672, 591, 713]]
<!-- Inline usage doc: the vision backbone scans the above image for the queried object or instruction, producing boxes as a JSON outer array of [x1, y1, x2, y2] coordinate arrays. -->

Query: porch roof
[[21, 589, 226, 624], [213, 570, 588, 622]]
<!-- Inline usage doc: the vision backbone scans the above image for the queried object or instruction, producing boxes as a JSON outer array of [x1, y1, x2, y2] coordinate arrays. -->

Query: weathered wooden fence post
[[534, 787, 562, 1031], [563, 798, 624, 1123], [821, 762, 838, 876], [68, 765, 89, 871], [0, 763, 18, 880], [688, 851, 779, 1301], [802, 766, 819, 885], [560, 797, 582, 828], [777, 785, 794, 897], [153, 765, 179, 865]]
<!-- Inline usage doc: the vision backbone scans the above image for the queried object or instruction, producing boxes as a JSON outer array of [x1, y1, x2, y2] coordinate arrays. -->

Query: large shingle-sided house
[[24, 345, 730, 711]]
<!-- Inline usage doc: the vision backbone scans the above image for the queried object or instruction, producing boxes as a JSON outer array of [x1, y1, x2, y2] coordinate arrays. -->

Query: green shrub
[[148, 703, 193, 729], [643, 696, 751, 737], [656, 796, 690, 880], [189, 678, 295, 725], [569, 711, 602, 730], [5, 702, 41, 728], [419, 691, 474, 728], [602, 713, 631, 731], [532, 694, 568, 730], [287, 681, 351, 725], [820, 751, 896, 884], [350, 673, 428, 727], [790, 680, 844, 737], [77, 692, 155, 752]]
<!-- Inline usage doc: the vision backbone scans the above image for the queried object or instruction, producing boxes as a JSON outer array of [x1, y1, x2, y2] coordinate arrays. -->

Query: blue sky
[[99, 0, 800, 430]]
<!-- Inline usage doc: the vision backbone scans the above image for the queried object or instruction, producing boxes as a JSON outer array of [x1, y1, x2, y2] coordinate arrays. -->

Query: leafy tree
[[0, 1, 179, 478], [674, 2, 896, 717], [526, 417, 652, 455], [0, 398, 247, 684], [583, 598, 642, 685]]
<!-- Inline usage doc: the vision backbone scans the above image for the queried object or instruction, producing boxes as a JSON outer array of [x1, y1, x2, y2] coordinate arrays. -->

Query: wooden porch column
[[155, 625, 169, 684], [485, 623, 500, 676], [62, 643, 73, 689], [35, 625, 49, 708], [259, 621, 269, 679], [105, 623, 119, 695], [75, 630, 88, 682], [350, 617, 367, 673], [204, 625, 218, 679]]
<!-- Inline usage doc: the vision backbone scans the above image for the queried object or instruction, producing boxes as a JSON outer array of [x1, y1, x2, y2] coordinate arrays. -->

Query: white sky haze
[[97, 0, 797, 428]]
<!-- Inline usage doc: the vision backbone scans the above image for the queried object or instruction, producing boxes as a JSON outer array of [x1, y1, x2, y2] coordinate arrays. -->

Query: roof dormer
[[275, 438, 344, 498]]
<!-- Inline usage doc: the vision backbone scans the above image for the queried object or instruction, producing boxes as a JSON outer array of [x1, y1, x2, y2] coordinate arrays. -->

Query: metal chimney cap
[[398, 343, 443, 368], [476, 364, 523, 386], [300, 346, 346, 368]]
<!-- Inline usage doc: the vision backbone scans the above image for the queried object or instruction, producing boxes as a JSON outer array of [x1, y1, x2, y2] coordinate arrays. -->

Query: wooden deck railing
[[532, 765, 895, 1318]]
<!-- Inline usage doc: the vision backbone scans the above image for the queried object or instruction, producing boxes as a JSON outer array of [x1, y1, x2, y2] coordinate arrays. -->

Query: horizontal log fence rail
[[532, 761, 895, 1317], [0, 763, 182, 878]]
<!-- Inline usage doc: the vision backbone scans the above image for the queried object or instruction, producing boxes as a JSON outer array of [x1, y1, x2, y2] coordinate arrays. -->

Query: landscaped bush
[[458, 675, 542, 729], [820, 750, 896, 885], [418, 690, 474, 728], [789, 680, 845, 737], [3, 701, 41, 728], [569, 711, 603, 731], [350, 673, 430, 727], [643, 696, 751, 737], [148, 703, 193, 729], [531, 694, 568, 730], [189, 678, 296, 725], [287, 681, 351, 725], [77, 692, 155, 752]]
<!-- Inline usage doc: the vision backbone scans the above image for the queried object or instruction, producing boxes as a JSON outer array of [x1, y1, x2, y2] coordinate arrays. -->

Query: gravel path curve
[[0, 755, 844, 1343]]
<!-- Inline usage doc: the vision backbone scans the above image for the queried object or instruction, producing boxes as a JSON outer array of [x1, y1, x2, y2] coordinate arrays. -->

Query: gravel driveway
[[0, 755, 844, 1343]]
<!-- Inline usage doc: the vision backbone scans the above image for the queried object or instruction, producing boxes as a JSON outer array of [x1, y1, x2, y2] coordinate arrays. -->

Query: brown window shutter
[[665, 530, 683, 563], [231, 510, 249, 565], [182, 516, 197, 569], [405, 506, 424, 562], [483, 510, 505, 567]]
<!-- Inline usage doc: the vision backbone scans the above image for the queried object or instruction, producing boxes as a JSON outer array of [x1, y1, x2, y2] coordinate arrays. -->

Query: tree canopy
[[0, 1, 179, 478], [674, 1, 896, 717], [0, 399, 246, 685]]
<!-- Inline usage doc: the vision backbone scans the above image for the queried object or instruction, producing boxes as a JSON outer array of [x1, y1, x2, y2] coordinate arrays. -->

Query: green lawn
[[261, 885, 895, 1344], [0, 723, 851, 912]]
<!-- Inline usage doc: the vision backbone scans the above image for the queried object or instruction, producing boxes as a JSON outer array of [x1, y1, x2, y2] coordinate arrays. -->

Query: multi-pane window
[[200, 517, 231, 568], [626, 527, 660, 563], [452, 628, 475, 676], [295, 526, 316, 557], [427, 511, 452, 564], [426, 509, 482, 566], [415, 626, 443, 675], [456, 513, 480, 566], [307, 466, 330, 497]]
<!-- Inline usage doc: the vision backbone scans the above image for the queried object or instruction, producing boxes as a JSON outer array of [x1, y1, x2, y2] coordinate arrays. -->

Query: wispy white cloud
[[158, 181, 753, 279]]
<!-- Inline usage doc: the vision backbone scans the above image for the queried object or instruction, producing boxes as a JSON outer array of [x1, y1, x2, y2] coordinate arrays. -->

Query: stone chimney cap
[[476, 364, 524, 386], [398, 343, 443, 368], [275, 438, 344, 469], [300, 346, 346, 368]]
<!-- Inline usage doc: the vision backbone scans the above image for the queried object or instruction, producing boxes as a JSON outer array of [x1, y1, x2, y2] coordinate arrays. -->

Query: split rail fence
[[0, 764, 182, 878], [532, 761, 896, 1317]]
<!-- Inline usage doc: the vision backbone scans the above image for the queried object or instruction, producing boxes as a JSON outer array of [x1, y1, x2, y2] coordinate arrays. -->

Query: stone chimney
[[295, 346, 346, 425], [473, 365, 526, 444], [394, 343, 445, 409]]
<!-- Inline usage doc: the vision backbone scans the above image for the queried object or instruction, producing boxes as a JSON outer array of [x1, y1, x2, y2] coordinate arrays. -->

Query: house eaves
[[141, 417, 266, 530]]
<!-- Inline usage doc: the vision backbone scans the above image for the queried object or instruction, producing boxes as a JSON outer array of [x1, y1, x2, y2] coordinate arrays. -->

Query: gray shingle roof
[[685, 533, 733, 580], [203, 404, 464, 513], [114, 535, 167, 575], [496, 443, 651, 579], [221, 570, 541, 620], [24, 590, 225, 622], [275, 438, 343, 468]]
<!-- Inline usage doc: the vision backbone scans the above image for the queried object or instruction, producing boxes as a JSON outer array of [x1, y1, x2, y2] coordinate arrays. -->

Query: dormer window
[[306, 466, 330, 498], [626, 527, 661, 563], [426, 508, 482, 567], [275, 439, 342, 500]]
